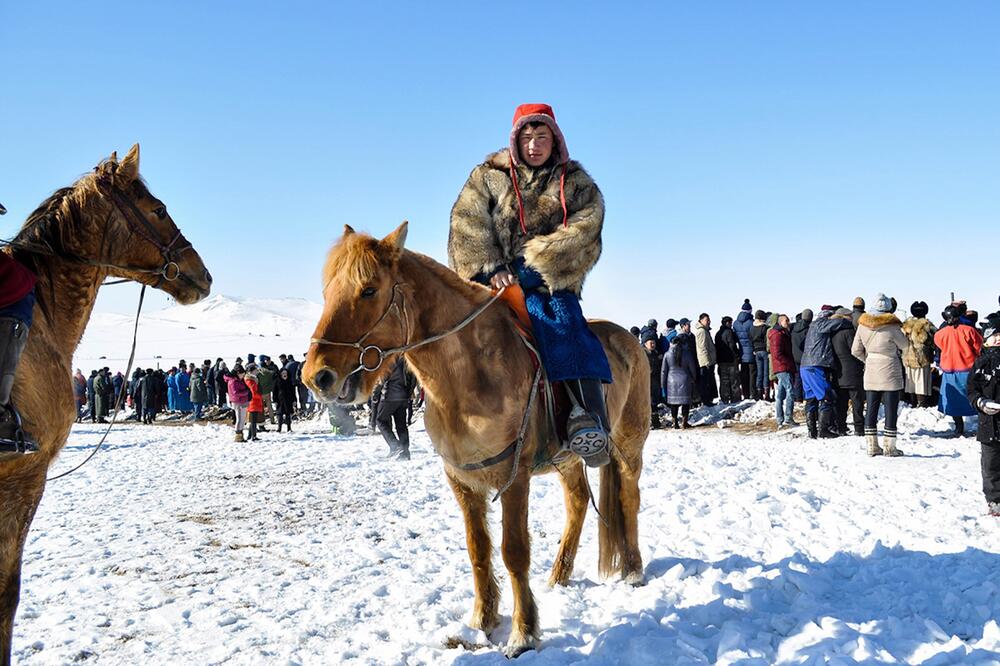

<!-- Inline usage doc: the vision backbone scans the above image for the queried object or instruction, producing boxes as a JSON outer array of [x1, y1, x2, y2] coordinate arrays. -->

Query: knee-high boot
[[566, 379, 611, 468]]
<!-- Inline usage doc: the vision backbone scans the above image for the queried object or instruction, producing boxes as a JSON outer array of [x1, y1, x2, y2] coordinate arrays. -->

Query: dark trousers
[[792, 363, 804, 402], [865, 390, 900, 433], [669, 404, 691, 425], [217, 389, 227, 408], [753, 351, 770, 393], [377, 400, 409, 452], [982, 441, 1000, 503], [739, 362, 756, 400], [718, 363, 741, 403], [248, 412, 261, 440], [698, 365, 718, 405], [836, 386, 865, 433], [277, 408, 292, 431]]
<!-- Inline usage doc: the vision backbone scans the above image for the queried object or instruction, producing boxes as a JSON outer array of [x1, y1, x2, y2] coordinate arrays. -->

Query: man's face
[[681, 323, 691, 334], [700, 316, 711, 327], [644, 340, 657, 352], [518, 125, 554, 167]]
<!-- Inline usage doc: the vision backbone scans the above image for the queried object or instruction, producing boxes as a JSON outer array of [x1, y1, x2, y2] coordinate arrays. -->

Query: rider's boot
[[0, 317, 37, 455], [566, 379, 611, 468]]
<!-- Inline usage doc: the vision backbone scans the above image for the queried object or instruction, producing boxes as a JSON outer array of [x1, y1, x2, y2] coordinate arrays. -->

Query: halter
[[310, 283, 507, 378]]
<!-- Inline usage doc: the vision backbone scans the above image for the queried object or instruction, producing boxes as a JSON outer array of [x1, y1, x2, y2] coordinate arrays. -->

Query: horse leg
[[617, 460, 644, 585], [0, 462, 46, 665], [445, 472, 499, 634], [500, 477, 538, 657], [548, 464, 588, 587]]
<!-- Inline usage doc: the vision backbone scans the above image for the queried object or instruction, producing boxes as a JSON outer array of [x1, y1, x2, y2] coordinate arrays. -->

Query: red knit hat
[[509, 103, 570, 167]]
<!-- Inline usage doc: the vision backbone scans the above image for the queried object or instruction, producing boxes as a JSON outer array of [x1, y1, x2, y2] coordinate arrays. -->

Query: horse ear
[[118, 143, 141, 182], [381, 221, 408, 256], [343, 224, 356, 237]]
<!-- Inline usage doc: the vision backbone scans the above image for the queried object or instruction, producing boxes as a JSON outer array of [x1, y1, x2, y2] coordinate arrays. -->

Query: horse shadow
[[451, 545, 1000, 664]]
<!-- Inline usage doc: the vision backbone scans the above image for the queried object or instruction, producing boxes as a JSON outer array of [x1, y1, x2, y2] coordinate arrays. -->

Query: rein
[[311, 283, 548, 501], [310, 284, 509, 377]]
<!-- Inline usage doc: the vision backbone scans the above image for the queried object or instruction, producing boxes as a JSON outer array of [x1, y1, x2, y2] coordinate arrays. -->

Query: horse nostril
[[204, 270, 213, 285], [314, 368, 336, 392]]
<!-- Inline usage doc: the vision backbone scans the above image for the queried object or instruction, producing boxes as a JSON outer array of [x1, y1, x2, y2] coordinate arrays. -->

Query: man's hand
[[490, 270, 518, 290], [979, 398, 1000, 416]]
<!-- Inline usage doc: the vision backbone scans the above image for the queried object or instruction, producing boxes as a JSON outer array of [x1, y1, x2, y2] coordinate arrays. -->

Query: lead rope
[[47, 284, 146, 482]]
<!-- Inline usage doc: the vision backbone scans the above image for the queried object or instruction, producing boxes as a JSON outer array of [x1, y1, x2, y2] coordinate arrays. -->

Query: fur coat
[[852, 313, 908, 392], [448, 149, 604, 296], [901, 317, 937, 369]]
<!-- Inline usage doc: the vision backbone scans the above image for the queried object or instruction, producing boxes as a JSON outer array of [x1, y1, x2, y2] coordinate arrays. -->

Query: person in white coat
[[852, 293, 909, 456]]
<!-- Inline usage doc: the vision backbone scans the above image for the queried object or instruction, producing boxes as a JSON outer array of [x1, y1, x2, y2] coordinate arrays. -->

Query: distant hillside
[[74, 294, 323, 372]]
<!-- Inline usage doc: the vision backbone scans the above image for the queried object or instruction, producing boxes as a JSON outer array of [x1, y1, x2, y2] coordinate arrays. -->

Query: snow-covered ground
[[15, 404, 1000, 665]]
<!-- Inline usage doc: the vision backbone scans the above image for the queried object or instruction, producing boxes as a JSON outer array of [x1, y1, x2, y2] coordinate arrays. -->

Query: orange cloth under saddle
[[496, 284, 534, 341]]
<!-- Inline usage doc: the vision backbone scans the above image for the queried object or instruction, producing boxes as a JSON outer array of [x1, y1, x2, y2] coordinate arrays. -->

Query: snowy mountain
[[74, 294, 324, 371]]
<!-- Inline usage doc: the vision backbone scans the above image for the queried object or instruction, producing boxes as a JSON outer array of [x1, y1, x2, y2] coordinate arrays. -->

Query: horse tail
[[598, 455, 627, 578]]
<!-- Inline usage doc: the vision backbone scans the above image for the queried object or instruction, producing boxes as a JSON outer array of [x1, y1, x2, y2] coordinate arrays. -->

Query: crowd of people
[[634, 295, 1000, 517], [72, 353, 319, 442]]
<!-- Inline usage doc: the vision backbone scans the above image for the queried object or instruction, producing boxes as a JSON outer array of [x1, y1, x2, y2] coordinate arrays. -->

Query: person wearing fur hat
[[968, 316, 1000, 517], [902, 301, 937, 407], [715, 316, 742, 404], [641, 329, 663, 429], [801, 305, 853, 439], [935, 304, 982, 437], [448, 103, 611, 466], [852, 294, 908, 456]]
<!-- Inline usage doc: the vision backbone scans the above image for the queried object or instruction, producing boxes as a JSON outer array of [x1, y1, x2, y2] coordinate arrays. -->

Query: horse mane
[[322, 229, 489, 302]]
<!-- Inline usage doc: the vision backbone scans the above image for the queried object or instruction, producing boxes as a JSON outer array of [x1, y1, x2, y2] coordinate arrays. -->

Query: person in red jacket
[[769, 314, 798, 428], [244, 367, 265, 442], [935, 304, 983, 437], [0, 208, 39, 454]]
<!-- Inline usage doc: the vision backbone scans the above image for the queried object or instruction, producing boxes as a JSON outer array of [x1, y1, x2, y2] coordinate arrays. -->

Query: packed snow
[[14, 402, 1000, 664]]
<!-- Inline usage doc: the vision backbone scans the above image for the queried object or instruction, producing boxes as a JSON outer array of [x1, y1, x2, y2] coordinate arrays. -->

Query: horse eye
[[360, 287, 377, 299], [154, 206, 167, 219]]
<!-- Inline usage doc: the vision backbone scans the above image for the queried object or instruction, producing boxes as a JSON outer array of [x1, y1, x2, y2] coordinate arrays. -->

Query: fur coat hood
[[857, 313, 902, 329], [448, 149, 604, 296]]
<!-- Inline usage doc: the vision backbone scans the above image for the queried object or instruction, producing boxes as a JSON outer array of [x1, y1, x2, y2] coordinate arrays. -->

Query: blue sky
[[2, 2, 998, 327]]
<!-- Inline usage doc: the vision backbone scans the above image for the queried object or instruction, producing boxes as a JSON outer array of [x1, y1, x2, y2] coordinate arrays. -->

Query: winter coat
[[790, 318, 811, 365], [73, 374, 87, 406], [377, 359, 416, 403], [749, 321, 769, 353], [448, 149, 603, 295], [934, 324, 982, 373], [714, 326, 741, 365], [224, 373, 251, 405], [852, 313, 908, 392], [175, 371, 193, 411], [969, 347, 1000, 443], [831, 323, 864, 389], [693, 322, 717, 367], [245, 377, 264, 413], [801, 312, 852, 368], [645, 348, 662, 402], [733, 312, 754, 362], [274, 374, 297, 413], [138, 374, 157, 411], [189, 373, 208, 404], [257, 366, 276, 394], [661, 335, 699, 405], [767, 326, 795, 374], [901, 317, 937, 369]]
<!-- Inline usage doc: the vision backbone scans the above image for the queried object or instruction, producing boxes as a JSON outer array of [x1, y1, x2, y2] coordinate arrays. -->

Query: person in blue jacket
[[734, 299, 755, 399]]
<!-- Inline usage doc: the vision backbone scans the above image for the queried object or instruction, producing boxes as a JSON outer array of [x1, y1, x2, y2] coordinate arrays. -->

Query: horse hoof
[[503, 636, 537, 659], [623, 569, 646, 587]]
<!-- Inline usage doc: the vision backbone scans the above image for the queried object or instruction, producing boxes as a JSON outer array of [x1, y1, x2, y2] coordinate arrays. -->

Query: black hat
[[678, 317, 691, 326], [640, 329, 658, 345], [665, 318, 678, 329], [629, 326, 641, 337], [910, 301, 929, 318], [741, 299, 752, 312]]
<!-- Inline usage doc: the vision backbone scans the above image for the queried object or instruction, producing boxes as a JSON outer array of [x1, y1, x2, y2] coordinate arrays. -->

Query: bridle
[[310, 282, 507, 378], [1, 167, 201, 290]]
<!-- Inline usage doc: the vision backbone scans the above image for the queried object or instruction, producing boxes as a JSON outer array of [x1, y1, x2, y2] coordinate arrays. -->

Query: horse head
[[304, 221, 409, 405], [79, 144, 211, 304]]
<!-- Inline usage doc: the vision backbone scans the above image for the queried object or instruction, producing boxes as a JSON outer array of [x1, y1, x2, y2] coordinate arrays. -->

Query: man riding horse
[[448, 104, 612, 467], [0, 201, 37, 454]]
